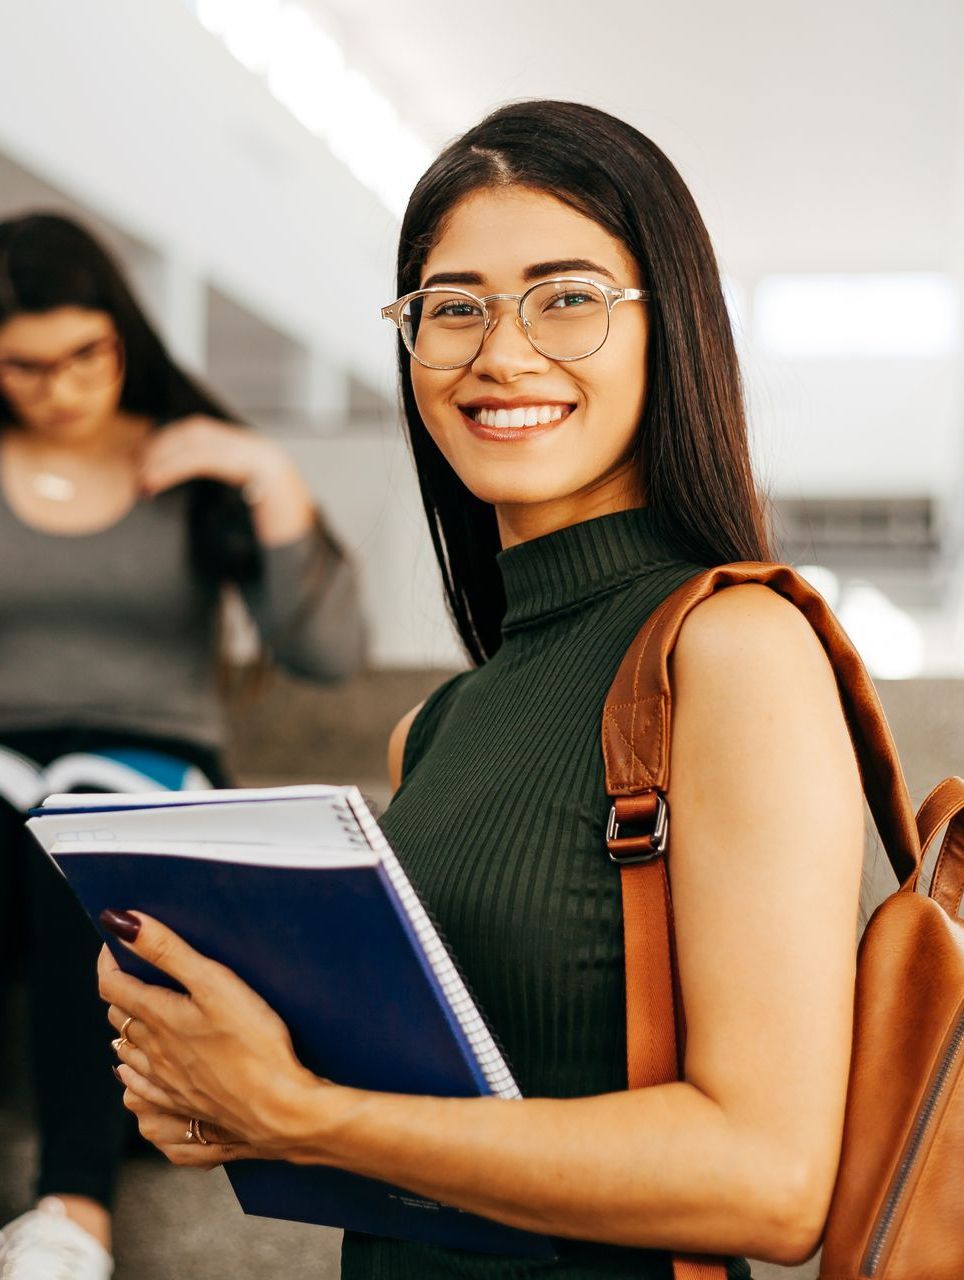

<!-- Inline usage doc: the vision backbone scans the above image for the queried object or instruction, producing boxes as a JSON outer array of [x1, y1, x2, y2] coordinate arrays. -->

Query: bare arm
[[105, 586, 864, 1265], [387, 702, 424, 794]]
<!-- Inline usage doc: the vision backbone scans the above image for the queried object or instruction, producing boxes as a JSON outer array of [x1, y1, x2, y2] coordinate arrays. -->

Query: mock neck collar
[[497, 507, 681, 632]]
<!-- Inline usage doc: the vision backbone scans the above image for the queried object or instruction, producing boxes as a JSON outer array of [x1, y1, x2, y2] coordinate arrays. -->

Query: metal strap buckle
[[606, 792, 669, 865]]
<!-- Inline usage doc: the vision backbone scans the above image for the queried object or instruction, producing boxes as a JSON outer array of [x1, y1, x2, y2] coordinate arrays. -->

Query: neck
[[495, 459, 645, 549]]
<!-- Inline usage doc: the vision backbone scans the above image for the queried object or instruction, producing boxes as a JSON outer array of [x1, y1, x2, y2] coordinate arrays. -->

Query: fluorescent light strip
[[188, 0, 432, 218], [754, 273, 960, 359]]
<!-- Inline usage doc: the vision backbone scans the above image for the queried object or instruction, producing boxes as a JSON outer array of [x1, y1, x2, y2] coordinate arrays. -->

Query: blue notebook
[[28, 785, 555, 1259]]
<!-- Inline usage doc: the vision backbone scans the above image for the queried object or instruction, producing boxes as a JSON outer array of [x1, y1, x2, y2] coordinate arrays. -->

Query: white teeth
[[471, 405, 570, 428]]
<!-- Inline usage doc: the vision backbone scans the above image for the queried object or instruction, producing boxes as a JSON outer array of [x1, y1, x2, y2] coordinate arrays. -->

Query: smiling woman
[[103, 101, 865, 1280], [399, 190, 653, 543]]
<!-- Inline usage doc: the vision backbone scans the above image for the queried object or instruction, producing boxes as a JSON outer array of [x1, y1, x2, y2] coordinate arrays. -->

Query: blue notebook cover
[[28, 788, 555, 1259]]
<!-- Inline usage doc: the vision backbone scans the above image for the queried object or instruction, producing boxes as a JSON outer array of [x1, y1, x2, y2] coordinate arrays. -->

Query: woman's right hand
[[116, 1064, 258, 1170]]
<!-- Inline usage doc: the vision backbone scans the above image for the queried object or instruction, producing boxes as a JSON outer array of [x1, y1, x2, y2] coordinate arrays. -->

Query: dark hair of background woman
[[0, 212, 260, 591], [395, 99, 773, 665]]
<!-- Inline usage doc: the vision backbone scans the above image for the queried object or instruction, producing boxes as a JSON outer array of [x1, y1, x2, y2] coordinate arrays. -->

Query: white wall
[[282, 429, 465, 669], [1, 0, 961, 667], [0, 0, 398, 398]]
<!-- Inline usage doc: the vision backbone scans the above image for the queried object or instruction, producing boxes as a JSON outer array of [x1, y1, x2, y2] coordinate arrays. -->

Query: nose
[[469, 305, 551, 382], [44, 369, 89, 412]]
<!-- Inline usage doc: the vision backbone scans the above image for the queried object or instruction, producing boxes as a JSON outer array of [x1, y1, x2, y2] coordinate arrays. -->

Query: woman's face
[[411, 186, 649, 544], [0, 306, 124, 445]]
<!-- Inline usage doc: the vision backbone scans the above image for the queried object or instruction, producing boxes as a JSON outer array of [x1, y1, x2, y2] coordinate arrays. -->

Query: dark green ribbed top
[[342, 508, 751, 1280]]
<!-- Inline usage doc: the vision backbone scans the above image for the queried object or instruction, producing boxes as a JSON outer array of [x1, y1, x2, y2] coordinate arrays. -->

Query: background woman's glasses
[[381, 277, 650, 370], [0, 336, 124, 402]]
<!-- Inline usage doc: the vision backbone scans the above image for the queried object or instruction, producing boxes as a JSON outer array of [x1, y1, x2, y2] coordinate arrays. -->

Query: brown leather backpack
[[602, 563, 964, 1280]]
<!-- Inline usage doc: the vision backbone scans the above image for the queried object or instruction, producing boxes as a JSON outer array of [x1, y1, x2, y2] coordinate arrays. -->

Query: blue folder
[[28, 786, 555, 1259]]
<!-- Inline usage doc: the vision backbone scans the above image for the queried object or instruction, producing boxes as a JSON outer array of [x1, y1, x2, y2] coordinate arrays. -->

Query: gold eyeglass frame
[[380, 276, 652, 370]]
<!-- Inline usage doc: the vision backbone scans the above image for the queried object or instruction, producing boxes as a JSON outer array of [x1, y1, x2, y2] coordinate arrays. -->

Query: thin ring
[[111, 1036, 129, 1053], [184, 1121, 195, 1143], [190, 1117, 210, 1146], [120, 1015, 134, 1041]]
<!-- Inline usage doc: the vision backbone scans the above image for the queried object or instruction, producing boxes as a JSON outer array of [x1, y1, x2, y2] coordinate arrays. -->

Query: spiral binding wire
[[341, 788, 522, 1101]]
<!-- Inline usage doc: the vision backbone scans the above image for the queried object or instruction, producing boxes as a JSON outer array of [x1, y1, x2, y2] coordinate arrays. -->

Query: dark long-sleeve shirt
[[0, 484, 365, 746]]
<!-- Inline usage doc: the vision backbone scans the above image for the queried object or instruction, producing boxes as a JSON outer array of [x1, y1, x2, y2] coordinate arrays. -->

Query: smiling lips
[[463, 403, 573, 429]]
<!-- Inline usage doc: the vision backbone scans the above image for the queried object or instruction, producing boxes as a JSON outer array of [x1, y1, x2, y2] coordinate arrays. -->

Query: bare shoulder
[[671, 581, 857, 794], [669, 580, 861, 824], [676, 582, 828, 669], [387, 702, 425, 794], [673, 582, 840, 710]]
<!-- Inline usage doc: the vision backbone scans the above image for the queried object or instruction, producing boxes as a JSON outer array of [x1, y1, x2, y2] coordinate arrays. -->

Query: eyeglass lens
[[0, 338, 123, 401], [401, 281, 611, 367]]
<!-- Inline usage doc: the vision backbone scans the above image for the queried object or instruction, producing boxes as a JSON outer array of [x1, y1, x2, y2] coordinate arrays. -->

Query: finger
[[163, 1140, 250, 1170], [139, 421, 246, 492], [140, 451, 226, 494], [116, 1063, 189, 1113], [114, 1035, 161, 1083], [135, 1108, 242, 1150], [97, 944, 119, 985], [99, 911, 218, 999], [106, 1004, 138, 1036], [99, 957, 190, 1026], [142, 416, 209, 454]]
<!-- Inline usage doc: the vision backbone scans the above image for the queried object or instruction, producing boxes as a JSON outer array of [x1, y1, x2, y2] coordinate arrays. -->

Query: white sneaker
[[0, 1198, 113, 1279]]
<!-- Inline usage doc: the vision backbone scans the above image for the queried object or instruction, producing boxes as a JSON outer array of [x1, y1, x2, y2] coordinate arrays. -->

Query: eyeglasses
[[0, 335, 124, 402], [380, 276, 651, 370]]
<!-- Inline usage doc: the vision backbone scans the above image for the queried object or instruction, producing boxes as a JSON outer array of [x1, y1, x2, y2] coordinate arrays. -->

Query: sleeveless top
[[341, 507, 752, 1280]]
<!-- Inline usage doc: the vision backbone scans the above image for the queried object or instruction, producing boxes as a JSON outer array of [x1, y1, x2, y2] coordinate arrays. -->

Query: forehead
[[0, 307, 114, 357], [421, 187, 639, 287]]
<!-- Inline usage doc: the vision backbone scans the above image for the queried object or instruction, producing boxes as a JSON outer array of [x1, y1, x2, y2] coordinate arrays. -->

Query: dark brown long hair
[[0, 211, 261, 592], [395, 100, 772, 665]]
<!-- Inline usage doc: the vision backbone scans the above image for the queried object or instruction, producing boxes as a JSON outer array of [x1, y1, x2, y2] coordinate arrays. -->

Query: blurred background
[[0, 2, 961, 1277]]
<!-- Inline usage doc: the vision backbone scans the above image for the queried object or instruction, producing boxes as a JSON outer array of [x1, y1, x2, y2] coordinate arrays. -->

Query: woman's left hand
[[98, 912, 317, 1164], [138, 415, 296, 497], [138, 415, 316, 545]]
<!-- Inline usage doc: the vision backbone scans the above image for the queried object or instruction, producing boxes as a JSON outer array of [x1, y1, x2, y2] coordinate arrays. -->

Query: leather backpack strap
[[917, 776, 964, 919], [604, 561, 921, 883], [602, 561, 924, 1280]]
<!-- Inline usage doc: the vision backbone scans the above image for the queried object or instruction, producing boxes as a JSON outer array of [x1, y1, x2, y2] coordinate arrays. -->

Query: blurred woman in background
[[0, 212, 364, 1280]]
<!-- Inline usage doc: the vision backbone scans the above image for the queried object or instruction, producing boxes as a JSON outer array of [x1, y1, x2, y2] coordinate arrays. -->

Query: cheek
[[78, 382, 123, 425], [580, 331, 647, 430], [411, 365, 463, 445]]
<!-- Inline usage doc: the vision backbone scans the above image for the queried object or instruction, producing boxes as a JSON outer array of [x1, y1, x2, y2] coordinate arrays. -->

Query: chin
[[461, 474, 578, 508], [41, 413, 102, 442]]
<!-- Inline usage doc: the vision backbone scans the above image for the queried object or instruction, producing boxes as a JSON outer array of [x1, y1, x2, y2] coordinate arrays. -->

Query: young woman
[[0, 213, 364, 1279], [97, 101, 865, 1280]]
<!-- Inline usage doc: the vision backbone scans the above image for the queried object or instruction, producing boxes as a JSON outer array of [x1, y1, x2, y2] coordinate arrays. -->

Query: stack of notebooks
[[28, 785, 554, 1259]]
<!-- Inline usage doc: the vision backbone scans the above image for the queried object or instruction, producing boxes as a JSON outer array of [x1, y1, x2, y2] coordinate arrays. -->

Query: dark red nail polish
[[112, 1065, 123, 1082], [100, 909, 141, 942]]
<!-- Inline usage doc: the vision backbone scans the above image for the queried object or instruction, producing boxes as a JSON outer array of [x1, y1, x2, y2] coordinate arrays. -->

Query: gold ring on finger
[[190, 1117, 210, 1146], [120, 1015, 135, 1041]]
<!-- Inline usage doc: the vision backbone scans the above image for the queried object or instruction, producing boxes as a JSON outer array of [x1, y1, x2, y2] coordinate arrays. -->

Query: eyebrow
[[421, 258, 618, 289], [0, 336, 108, 364]]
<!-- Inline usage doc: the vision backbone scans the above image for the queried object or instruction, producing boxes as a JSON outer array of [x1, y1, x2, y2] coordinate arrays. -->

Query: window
[[753, 273, 959, 359]]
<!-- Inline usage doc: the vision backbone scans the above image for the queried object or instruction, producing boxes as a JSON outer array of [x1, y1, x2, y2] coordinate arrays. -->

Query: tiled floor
[[0, 1094, 342, 1280]]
